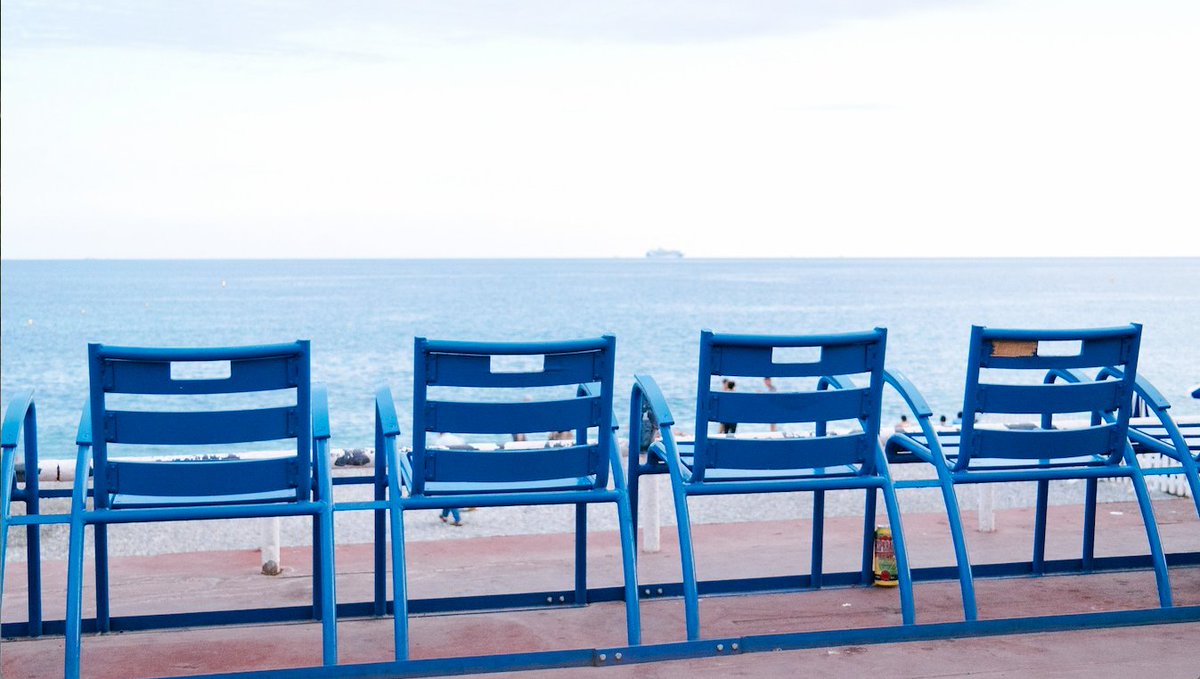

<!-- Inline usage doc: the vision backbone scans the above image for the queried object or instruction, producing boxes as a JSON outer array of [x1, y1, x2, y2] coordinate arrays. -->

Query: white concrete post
[[261, 516, 282, 575], [640, 474, 662, 553], [977, 484, 996, 532]]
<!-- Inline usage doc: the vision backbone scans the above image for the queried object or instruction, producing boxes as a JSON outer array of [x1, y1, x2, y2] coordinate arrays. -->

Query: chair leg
[[374, 474, 388, 617], [574, 502, 587, 603], [318, 506, 338, 666], [880, 481, 916, 625], [1032, 480, 1050, 575], [860, 488, 878, 586], [938, 471, 978, 621], [389, 502, 410, 661], [1082, 478, 1098, 572], [811, 490, 825, 589], [312, 517, 322, 617], [669, 482, 701, 640], [1125, 464, 1173, 608], [628, 461, 641, 553], [94, 523, 110, 633], [64, 516, 87, 679], [614, 492, 642, 645]]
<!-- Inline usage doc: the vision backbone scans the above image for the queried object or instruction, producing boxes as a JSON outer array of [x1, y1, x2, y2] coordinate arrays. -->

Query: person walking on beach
[[763, 377, 778, 432], [439, 507, 462, 526], [718, 379, 737, 434], [434, 431, 467, 526]]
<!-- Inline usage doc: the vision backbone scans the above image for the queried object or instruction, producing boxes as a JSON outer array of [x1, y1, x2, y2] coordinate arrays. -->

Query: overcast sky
[[2, 0, 1198, 259]]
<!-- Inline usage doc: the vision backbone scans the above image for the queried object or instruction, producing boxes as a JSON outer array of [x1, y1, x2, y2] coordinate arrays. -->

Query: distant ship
[[646, 248, 684, 259]]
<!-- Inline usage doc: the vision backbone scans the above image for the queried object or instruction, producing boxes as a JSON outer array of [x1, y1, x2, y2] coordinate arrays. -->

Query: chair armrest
[[374, 385, 411, 489], [1131, 375, 1171, 411], [1092, 367, 1171, 411], [1120, 374, 1197, 462], [882, 369, 950, 468], [312, 384, 331, 441], [374, 385, 402, 439], [632, 374, 675, 429], [631, 374, 691, 482], [66, 406, 94, 507], [1, 390, 36, 449], [309, 384, 335, 499], [75, 407, 92, 448], [882, 369, 933, 419]]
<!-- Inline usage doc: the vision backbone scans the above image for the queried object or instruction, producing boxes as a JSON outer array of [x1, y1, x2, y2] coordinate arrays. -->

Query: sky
[[2, 0, 1198, 259]]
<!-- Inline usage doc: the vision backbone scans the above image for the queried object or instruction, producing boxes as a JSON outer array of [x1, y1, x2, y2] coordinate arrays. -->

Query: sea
[[2, 258, 1198, 460]]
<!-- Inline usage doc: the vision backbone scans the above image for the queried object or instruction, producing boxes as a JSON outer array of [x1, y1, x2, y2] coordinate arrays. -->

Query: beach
[[2, 450, 1165, 563]]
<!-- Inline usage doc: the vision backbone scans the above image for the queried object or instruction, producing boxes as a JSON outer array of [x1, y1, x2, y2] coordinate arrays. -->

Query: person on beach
[[439, 507, 462, 526], [640, 399, 659, 452], [718, 379, 737, 434], [763, 377, 778, 432], [434, 431, 467, 526]]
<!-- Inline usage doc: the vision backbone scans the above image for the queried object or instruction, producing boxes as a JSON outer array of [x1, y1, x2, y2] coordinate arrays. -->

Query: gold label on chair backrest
[[990, 340, 1038, 358]]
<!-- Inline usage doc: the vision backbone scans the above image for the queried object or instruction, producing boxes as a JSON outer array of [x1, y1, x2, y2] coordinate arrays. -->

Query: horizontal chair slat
[[976, 380, 1123, 415], [106, 457, 297, 497], [425, 397, 598, 434], [423, 337, 610, 355], [981, 335, 1133, 370], [95, 342, 307, 362], [105, 407, 297, 445], [426, 351, 601, 388], [710, 342, 874, 378], [969, 423, 1119, 460], [424, 446, 595, 483], [105, 356, 298, 395], [707, 433, 870, 471], [709, 388, 869, 424]]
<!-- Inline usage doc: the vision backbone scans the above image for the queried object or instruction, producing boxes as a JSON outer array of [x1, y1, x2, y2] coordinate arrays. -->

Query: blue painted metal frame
[[371, 335, 641, 661], [883, 324, 1174, 622], [628, 329, 916, 641], [60, 341, 339, 678]]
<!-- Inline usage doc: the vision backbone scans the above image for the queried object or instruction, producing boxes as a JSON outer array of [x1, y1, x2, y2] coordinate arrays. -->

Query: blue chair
[[629, 329, 915, 641], [884, 324, 1174, 621], [63, 342, 338, 678], [374, 336, 641, 660]]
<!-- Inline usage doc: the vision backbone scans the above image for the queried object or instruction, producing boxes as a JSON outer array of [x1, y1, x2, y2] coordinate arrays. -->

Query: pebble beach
[[3, 448, 1163, 563]]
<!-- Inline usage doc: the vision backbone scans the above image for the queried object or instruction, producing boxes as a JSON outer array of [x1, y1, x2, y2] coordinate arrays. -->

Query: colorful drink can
[[873, 526, 898, 587]]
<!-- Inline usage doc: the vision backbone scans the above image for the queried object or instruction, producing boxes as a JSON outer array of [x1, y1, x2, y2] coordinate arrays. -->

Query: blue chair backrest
[[87, 342, 312, 507], [957, 324, 1141, 470], [410, 336, 617, 496], [691, 329, 888, 483]]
